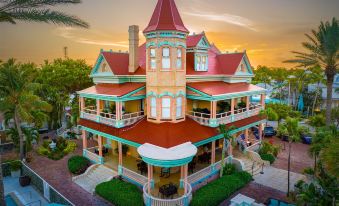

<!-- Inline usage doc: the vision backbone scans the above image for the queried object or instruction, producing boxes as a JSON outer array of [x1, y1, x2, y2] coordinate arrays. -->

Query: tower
[[144, 0, 189, 123]]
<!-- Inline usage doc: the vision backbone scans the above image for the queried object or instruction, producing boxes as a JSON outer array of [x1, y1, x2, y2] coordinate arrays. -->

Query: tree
[[0, 59, 51, 160], [331, 106, 339, 127], [259, 107, 278, 126], [280, 118, 301, 196], [37, 59, 92, 129], [286, 18, 339, 126], [218, 124, 236, 177], [0, 147, 4, 206], [266, 103, 292, 125], [0, 0, 89, 28], [252, 65, 272, 88]]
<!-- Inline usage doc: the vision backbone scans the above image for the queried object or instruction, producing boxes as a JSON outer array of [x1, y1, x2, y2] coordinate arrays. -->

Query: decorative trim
[[140, 155, 195, 167], [146, 91, 186, 98]]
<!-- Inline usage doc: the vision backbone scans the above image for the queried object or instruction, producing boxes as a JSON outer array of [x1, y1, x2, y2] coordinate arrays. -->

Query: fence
[[1, 160, 74, 206]]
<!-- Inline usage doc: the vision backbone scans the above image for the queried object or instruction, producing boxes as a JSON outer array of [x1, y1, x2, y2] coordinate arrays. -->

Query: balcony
[[188, 104, 263, 127]]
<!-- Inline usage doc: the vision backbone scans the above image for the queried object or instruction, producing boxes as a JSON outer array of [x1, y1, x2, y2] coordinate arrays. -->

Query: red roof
[[186, 33, 204, 48], [187, 82, 265, 96], [79, 115, 264, 148], [144, 0, 189, 33], [78, 83, 145, 97]]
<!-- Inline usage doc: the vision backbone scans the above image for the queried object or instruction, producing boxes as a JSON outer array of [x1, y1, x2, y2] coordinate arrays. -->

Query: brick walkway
[[220, 182, 291, 205], [270, 137, 314, 173], [27, 139, 112, 206]]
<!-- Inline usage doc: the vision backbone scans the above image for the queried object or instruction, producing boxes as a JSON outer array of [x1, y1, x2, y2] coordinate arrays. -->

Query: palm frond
[[0, 0, 81, 11], [5, 8, 89, 27]]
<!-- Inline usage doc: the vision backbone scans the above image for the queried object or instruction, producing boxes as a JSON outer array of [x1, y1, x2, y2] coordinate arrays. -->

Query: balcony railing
[[81, 109, 145, 128], [143, 182, 192, 206], [83, 146, 103, 164], [121, 166, 148, 186], [188, 104, 263, 127]]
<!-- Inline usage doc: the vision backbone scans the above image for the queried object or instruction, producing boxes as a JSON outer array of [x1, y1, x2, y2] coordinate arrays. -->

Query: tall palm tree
[[0, 59, 51, 160], [218, 124, 236, 177], [286, 18, 339, 126], [0, 0, 88, 28]]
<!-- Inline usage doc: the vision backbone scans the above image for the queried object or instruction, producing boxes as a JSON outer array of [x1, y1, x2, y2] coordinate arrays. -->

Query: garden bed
[[95, 178, 144, 206], [68, 156, 90, 175], [37, 137, 77, 160], [190, 171, 252, 206]]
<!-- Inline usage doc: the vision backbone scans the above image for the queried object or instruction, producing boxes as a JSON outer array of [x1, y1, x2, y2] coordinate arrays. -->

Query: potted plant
[[10, 161, 22, 178], [19, 175, 31, 187]]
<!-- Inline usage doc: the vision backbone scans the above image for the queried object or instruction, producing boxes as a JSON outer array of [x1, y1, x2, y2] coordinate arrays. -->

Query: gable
[[91, 54, 113, 76], [197, 36, 210, 49], [234, 54, 253, 76]]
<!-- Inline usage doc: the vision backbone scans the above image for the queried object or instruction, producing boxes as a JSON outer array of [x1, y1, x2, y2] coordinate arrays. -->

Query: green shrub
[[68, 156, 90, 175], [260, 153, 275, 164], [222, 163, 236, 176], [37, 146, 50, 156], [63, 141, 77, 154], [259, 141, 280, 157], [303, 167, 314, 175], [10, 161, 22, 171], [190, 171, 252, 206], [95, 179, 143, 206]]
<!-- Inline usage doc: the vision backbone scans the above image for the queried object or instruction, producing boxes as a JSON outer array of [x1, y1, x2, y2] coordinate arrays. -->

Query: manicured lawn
[[95, 178, 144, 206], [190, 171, 252, 206]]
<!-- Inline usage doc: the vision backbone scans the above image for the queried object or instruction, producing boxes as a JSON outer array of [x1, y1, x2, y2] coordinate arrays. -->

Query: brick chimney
[[128, 25, 139, 73]]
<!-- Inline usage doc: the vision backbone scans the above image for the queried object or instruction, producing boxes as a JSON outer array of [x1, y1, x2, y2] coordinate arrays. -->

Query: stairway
[[73, 164, 117, 194], [240, 157, 262, 176]]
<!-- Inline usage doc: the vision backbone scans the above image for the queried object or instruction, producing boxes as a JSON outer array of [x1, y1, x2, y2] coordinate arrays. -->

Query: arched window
[[150, 48, 156, 70], [150, 97, 157, 118], [176, 97, 183, 118], [161, 97, 171, 119], [162, 47, 170, 69], [176, 48, 182, 69]]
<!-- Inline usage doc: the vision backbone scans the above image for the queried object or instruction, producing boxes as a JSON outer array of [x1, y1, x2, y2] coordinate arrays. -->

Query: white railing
[[214, 156, 231, 171], [81, 111, 97, 122], [99, 116, 117, 126], [83, 147, 103, 164], [187, 111, 210, 126], [143, 182, 192, 206], [100, 112, 116, 119], [121, 111, 145, 126], [122, 166, 148, 186], [248, 104, 262, 116], [187, 165, 212, 185]]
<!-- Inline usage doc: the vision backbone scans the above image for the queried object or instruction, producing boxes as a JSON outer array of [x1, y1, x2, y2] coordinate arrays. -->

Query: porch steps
[[73, 164, 117, 194], [239, 158, 262, 176]]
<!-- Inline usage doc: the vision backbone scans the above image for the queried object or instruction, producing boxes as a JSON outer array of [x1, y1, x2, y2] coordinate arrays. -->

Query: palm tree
[[0, 59, 51, 160], [0, 0, 89, 28], [286, 18, 339, 126], [218, 124, 236, 177], [0, 148, 5, 206], [280, 118, 301, 196]]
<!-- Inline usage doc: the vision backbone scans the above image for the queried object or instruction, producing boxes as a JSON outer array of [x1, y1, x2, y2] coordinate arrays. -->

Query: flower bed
[[68, 156, 90, 175], [190, 171, 252, 206], [37, 137, 77, 160], [95, 178, 144, 206]]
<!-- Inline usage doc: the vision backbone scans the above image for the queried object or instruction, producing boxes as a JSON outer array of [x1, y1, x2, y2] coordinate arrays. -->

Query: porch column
[[246, 96, 250, 111], [244, 129, 249, 144], [260, 94, 266, 108], [180, 165, 184, 188], [259, 123, 264, 142], [80, 97, 85, 111], [231, 98, 235, 114], [184, 164, 188, 194], [98, 135, 103, 157], [118, 142, 123, 165], [96, 99, 101, 116], [211, 101, 217, 119], [116, 101, 120, 120], [147, 164, 152, 194], [211, 141, 216, 164], [82, 130, 87, 149]]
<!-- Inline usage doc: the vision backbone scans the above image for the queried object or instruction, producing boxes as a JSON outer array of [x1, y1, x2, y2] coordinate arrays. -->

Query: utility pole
[[64, 47, 68, 59]]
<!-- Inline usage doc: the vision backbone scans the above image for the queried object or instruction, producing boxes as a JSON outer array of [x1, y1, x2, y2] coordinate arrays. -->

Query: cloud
[[183, 12, 257, 32], [54, 27, 129, 48]]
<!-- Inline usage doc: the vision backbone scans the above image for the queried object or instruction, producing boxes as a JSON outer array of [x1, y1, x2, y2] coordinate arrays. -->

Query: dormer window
[[177, 48, 182, 69], [195, 54, 208, 71], [162, 47, 170, 70], [150, 48, 156, 70]]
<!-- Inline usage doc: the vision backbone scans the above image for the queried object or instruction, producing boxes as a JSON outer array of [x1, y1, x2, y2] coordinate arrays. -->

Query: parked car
[[301, 134, 312, 144], [263, 126, 277, 137]]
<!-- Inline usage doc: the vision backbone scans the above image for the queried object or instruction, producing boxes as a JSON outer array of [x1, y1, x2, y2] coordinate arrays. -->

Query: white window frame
[[176, 97, 183, 118], [162, 47, 170, 70], [150, 97, 157, 118], [161, 97, 171, 119], [150, 48, 156, 70], [177, 48, 182, 69]]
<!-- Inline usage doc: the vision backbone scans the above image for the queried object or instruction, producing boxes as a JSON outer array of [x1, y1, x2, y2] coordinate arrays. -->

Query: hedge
[[190, 171, 252, 206], [95, 179, 144, 206], [68, 156, 90, 175], [260, 153, 275, 164]]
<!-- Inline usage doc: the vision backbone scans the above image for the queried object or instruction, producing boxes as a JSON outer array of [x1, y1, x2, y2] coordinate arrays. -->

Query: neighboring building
[[77, 0, 266, 205], [308, 74, 339, 109]]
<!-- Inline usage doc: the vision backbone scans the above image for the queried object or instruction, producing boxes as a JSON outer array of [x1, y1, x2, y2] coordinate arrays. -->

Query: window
[[161, 98, 171, 119], [196, 56, 201, 71], [201, 56, 206, 71], [177, 48, 182, 69], [150, 97, 157, 118], [195, 55, 208, 71], [162, 47, 170, 69], [176, 97, 183, 118], [150, 48, 156, 70]]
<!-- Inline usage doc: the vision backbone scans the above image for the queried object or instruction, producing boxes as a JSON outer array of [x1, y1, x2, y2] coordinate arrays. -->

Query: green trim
[[120, 86, 146, 98], [81, 126, 141, 148], [159, 91, 175, 98], [158, 41, 175, 48], [79, 93, 146, 102], [146, 91, 186, 98], [194, 119, 266, 147], [186, 86, 211, 98], [140, 155, 195, 167]]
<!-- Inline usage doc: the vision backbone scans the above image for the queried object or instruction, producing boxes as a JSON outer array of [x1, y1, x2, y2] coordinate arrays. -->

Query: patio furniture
[[159, 183, 178, 198], [137, 161, 148, 175], [198, 152, 211, 164], [160, 167, 171, 178], [94, 147, 109, 156]]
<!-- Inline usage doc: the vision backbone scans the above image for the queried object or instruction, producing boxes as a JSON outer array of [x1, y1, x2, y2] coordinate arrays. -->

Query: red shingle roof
[[79, 115, 265, 148], [187, 82, 265, 96], [144, 0, 189, 33], [78, 83, 145, 97], [186, 33, 204, 48]]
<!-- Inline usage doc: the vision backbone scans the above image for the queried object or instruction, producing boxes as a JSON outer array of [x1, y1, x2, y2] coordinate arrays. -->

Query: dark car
[[263, 126, 276, 137], [301, 134, 312, 144]]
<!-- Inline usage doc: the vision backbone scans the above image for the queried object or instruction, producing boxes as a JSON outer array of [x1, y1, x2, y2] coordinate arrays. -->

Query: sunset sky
[[1, 0, 338, 68]]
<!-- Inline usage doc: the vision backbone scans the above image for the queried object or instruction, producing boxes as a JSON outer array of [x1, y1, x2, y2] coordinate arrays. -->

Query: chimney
[[128, 25, 139, 73]]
